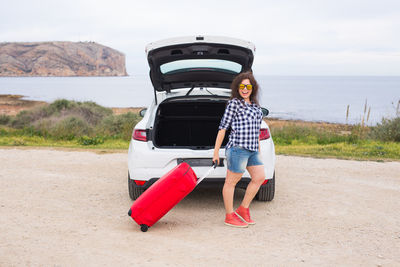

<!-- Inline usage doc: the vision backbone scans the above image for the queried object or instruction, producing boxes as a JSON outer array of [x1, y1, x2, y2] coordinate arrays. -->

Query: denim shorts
[[225, 146, 263, 173]]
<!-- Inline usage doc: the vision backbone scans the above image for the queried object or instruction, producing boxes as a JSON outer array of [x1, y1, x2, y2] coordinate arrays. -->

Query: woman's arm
[[213, 129, 226, 165], [213, 99, 237, 165]]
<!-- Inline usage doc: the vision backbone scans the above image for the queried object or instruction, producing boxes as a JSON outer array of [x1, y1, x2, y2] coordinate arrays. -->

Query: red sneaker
[[224, 212, 248, 228], [235, 206, 255, 225]]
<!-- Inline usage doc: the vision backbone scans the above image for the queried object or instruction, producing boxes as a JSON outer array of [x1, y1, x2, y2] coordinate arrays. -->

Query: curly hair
[[230, 71, 260, 105]]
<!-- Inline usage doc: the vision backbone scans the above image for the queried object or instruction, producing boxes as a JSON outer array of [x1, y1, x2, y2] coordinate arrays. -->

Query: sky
[[1, 0, 399, 76]]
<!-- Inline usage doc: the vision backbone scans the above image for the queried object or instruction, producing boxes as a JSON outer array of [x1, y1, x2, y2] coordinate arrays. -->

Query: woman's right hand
[[213, 129, 226, 167], [212, 152, 220, 166]]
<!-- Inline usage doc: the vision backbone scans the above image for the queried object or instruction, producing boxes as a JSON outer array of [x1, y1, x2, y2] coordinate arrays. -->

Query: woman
[[213, 71, 265, 228]]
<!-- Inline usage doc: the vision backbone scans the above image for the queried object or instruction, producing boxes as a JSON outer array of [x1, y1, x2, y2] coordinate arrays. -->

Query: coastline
[[0, 94, 47, 116], [0, 94, 145, 116], [2, 94, 399, 162], [0, 94, 351, 129], [1, 76, 398, 126]]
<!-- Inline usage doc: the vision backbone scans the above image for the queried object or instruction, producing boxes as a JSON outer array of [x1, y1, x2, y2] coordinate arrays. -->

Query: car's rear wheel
[[255, 172, 275, 201], [128, 172, 145, 200]]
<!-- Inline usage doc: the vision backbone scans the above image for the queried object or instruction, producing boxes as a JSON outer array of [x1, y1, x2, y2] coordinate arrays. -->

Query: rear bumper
[[128, 135, 276, 181], [132, 177, 269, 189]]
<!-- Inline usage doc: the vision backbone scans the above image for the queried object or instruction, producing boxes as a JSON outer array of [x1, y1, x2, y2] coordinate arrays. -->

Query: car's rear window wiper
[[185, 84, 195, 96]]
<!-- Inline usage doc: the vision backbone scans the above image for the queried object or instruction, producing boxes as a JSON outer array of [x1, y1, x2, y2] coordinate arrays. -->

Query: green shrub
[[40, 100, 112, 125], [6, 100, 140, 141], [315, 132, 349, 145], [271, 124, 359, 145], [51, 99, 76, 111], [272, 136, 292, 145], [11, 110, 34, 128], [271, 125, 312, 145], [32, 119, 52, 137], [48, 116, 92, 140], [97, 112, 140, 140], [12, 138, 26, 146], [10, 99, 113, 129], [346, 133, 360, 144], [0, 127, 9, 136], [0, 114, 11, 125], [74, 101, 113, 125], [21, 126, 42, 137], [11, 100, 74, 127], [78, 135, 104, 146], [369, 117, 400, 142]]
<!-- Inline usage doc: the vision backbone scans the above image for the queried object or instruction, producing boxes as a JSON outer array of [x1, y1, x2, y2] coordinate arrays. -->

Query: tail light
[[259, 128, 270, 140], [134, 180, 146, 186], [132, 129, 147, 141]]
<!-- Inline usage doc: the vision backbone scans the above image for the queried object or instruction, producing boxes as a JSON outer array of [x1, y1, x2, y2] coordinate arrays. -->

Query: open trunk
[[152, 97, 231, 149]]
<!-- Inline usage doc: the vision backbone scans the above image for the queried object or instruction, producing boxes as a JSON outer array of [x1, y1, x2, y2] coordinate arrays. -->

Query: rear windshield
[[160, 59, 242, 74]]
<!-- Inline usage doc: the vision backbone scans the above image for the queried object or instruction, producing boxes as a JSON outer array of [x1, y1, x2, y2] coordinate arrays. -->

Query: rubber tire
[[255, 172, 275, 201], [128, 172, 145, 200]]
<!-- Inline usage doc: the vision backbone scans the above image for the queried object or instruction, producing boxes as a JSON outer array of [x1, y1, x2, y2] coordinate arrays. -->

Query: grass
[[0, 129, 129, 150], [1, 99, 399, 161], [270, 115, 400, 161], [276, 140, 400, 161]]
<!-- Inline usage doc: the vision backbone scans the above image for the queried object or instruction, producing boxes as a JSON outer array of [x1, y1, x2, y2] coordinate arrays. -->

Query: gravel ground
[[0, 148, 399, 266]]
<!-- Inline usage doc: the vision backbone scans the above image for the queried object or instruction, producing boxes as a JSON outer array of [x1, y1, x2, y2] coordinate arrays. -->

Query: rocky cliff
[[0, 41, 127, 76]]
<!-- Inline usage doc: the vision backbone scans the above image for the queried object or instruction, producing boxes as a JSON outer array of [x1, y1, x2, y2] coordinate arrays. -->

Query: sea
[[0, 75, 399, 126]]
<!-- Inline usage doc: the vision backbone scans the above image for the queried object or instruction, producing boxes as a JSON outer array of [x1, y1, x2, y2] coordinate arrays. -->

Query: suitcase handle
[[212, 160, 218, 169], [196, 161, 217, 186]]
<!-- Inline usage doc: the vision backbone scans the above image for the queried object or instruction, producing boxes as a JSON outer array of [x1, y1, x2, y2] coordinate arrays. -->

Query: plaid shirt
[[218, 98, 263, 152]]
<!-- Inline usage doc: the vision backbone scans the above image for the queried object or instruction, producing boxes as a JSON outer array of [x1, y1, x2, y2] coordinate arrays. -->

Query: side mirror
[[139, 108, 147, 117], [261, 107, 269, 117]]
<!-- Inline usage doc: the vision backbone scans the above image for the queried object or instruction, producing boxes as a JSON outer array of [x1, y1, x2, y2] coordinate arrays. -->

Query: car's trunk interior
[[152, 97, 231, 149]]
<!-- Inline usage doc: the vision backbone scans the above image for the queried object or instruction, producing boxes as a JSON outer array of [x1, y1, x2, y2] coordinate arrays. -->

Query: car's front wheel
[[128, 172, 145, 200], [255, 172, 275, 201]]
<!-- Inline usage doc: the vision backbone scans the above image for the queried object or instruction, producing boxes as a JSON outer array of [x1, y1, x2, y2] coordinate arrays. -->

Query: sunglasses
[[239, 84, 253, 90]]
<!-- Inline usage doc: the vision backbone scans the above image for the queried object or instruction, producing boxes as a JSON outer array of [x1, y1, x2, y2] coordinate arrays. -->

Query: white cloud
[[1, 0, 399, 75]]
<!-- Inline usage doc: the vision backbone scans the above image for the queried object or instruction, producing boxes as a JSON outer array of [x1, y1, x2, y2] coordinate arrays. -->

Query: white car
[[128, 36, 276, 201]]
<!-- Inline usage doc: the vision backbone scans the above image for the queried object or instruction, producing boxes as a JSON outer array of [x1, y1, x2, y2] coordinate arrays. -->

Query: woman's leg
[[222, 169, 244, 213], [240, 165, 265, 208]]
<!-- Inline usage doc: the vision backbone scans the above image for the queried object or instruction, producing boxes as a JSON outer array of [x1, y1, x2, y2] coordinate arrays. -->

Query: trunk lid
[[146, 36, 255, 94]]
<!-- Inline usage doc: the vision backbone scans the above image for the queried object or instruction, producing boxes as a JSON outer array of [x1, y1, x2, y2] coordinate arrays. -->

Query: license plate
[[177, 158, 224, 167]]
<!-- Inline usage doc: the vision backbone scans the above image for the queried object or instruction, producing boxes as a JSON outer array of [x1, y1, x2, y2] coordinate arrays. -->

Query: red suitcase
[[128, 162, 216, 232]]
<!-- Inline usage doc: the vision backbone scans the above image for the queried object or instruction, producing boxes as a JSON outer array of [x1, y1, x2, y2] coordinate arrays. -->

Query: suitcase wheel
[[140, 224, 149, 232]]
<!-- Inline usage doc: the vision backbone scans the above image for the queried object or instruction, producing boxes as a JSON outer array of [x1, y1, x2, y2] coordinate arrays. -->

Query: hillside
[[0, 41, 127, 76]]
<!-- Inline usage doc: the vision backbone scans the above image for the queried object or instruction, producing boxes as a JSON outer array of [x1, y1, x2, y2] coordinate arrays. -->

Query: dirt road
[[0, 148, 399, 266]]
